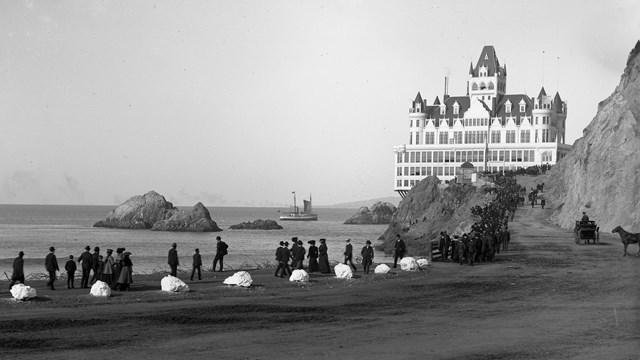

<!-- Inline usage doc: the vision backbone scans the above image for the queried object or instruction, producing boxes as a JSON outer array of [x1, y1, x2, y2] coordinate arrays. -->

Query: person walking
[[343, 239, 357, 272], [540, 198, 546, 209], [290, 237, 299, 269], [111, 248, 124, 289], [78, 245, 93, 288], [443, 231, 452, 261], [45, 246, 59, 290], [115, 252, 133, 291], [274, 241, 290, 278], [294, 240, 306, 270], [90, 247, 101, 284], [168, 243, 179, 277], [101, 249, 114, 286], [213, 236, 228, 272], [64, 255, 77, 289], [307, 240, 318, 273], [361, 240, 374, 274], [190, 248, 202, 281], [318, 238, 331, 274], [9, 251, 25, 289], [393, 234, 406, 268]]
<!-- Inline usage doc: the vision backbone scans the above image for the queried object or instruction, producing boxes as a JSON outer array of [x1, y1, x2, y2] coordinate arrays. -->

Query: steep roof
[[472, 46, 503, 77], [494, 94, 533, 126], [414, 92, 423, 104], [537, 87, 547, 99]]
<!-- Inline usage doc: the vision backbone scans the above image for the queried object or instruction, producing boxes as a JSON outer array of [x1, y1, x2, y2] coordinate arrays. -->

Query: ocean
[[0, 205, 390, 279]]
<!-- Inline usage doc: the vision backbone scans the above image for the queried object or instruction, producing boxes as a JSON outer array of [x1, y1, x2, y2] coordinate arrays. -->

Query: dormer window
[[440, 105, 446, 115], [520, 104, 525, 112], [505, 100, 512, 113], [453, 101, 460, 115], [479, 65, 487, 77]]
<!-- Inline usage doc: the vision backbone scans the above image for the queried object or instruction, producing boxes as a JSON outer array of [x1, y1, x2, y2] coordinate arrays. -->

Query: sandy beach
[[1, 199, 639, 359]]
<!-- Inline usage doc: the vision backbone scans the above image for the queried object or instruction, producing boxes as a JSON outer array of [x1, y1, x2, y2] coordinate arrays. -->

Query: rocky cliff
[[93, 191, 177, 229], [151, 202, 222, 232], [377, 176, 494, 255], [94, 192, 222, 232], [547, 41, 640, 232], [229, 219, 283, 230], [344, 201, 397, 224]]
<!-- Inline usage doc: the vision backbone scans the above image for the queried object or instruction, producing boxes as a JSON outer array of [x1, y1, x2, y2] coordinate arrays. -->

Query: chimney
[[443, 76, 450, 101]]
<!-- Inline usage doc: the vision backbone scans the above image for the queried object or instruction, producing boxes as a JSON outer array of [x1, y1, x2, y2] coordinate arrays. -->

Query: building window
[[511, 151, 517, 162], [421, 151, 427, 162], [488, 82, 494, 90], [520, 104, 525, 112], [472, 83, 478, 91], [421, 167, 426, 175], [454, 131, 462, 144], [523, 150, 529, 162], [491, 130, 501, 143], [397, 152, 402, 163], [499, 150, 505, 161], [517, 150, 523, 162], [440, 106, 446, 115], [404, 152, 409, 162], [520, 130, 530, 143], [506, 130, 516, 143], [426, 151, 432, 162], [410, 152, 415, 163], [439, 131, 448, 144], [415, 132, 420, 144], [397, 167, 402, 176], [409, 133, 413, 145], [404, 180, 409, 187], [397, 180, 402, 187], [479, 151, 484, 162], [404, 167, 409, 175], [425, 132, 435, 144], [542, 129, 549, 143], [530, 150, 535, 162], [506, 103, 512, 113]]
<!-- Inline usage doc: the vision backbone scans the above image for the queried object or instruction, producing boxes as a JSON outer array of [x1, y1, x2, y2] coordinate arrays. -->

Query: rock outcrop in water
[[378, 176, 493, 255], [94, 191, 222, 232], [151, 202, 222, 232], [93, 191, 177, 229], [229, 219, 283, 230], [344, 202, 397, 224], [546, 41, 640, 232]]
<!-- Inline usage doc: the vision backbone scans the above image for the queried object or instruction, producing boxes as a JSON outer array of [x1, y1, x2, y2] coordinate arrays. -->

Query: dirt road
[[1, 199, 639, 359]]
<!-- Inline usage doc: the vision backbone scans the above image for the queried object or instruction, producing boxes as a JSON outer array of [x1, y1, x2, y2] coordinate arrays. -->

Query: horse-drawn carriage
[[574, 220, 599, 245]]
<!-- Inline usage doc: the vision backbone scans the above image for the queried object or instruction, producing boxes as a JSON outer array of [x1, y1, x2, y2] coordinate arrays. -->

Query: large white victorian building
[[393, 45, 572, 197]]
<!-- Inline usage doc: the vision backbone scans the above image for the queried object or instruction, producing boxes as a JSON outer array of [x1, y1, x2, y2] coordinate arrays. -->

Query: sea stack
[[343, 201, 397, 224]]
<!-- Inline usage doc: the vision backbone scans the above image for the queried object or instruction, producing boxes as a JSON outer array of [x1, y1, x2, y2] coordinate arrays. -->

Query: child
[[65, 255, 77, 289]]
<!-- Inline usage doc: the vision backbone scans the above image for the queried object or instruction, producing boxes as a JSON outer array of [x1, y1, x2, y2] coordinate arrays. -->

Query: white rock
[[374, 264, 391, 274], [10, 283, 37, 300], [223, 271, 253, 287], [334, 263, 353, 279], [400, 257, 419, 271], [289, 269, 309, 282], [417, 258, 429, 269], [161, 275, 190, 293], [90, 280, 112, 297]]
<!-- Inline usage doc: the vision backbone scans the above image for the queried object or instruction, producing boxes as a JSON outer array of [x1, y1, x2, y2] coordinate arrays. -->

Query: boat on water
[[279, 192, 318, 221]]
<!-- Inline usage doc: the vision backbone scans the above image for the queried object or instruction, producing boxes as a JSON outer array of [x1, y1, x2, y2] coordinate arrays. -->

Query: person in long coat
[[294, 240, 306, 270], [274, 241, 291, 278], [190, 248, 202, 281], [64, 255, 77, 289], [168, 243, 179, 277], [116, 252, 133, 291], [111, 248, 124, 289], [343, 239, 357, 272], [9, 251, 25, 289], [393, 234, 406, 268], [45, 246, 59, 290], [101, 249, 114, 285], [90, 247, 100, 284], [307, 240, 318, 273], [318, 238, 331, 274], [78, 245, 93, 288], [360, 241, 374, 274], [289, 237, 299, 269]]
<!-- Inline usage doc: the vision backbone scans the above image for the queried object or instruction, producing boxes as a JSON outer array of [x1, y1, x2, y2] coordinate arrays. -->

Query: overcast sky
[[1, 0, 638, 207]]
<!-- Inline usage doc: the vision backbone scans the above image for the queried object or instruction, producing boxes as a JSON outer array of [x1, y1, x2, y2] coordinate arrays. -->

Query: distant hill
[[318, 196, 401, 209]]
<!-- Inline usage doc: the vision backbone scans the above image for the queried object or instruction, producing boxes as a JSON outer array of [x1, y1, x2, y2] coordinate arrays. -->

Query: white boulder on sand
[[90, 281, 112, 297], [374, 264, 391, 274], [223, 271, 253, 287], [161, 275, 190, 293], [334, 263, 353, 279], [10, 283, 37, 300], [400, 257, 419, 271], [289, 269, 309, 282], [417, 258, 429, 269]]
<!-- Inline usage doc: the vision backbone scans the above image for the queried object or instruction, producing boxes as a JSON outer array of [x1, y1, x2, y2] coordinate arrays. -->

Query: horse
[[612, 226, 640, 257]]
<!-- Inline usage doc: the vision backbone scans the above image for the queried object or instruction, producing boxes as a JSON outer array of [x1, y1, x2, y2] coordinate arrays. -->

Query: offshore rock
[[93, 191, 178, 229], [378, 176, 492, 255], [229, 219, 283, 230], [344, 202, 397, 224], [547, 41, 640, 231], [151, 202, 222, 232]]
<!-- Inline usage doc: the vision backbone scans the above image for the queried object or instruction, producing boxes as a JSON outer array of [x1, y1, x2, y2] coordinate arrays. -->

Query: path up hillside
[[547, 41, 640, 232]]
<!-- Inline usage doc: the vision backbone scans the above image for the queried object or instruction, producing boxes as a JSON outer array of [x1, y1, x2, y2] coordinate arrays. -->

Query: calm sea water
[[0, 205, 390, 278]]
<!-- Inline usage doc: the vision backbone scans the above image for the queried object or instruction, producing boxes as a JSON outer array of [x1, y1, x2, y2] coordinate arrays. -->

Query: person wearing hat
[[343, 239, 356, 272], [78, 245, 93, 288], [9, 251, 25, 289], [294, 240, 306, 270], [168, 243, 179, 277], [393, 234, 406, 268], [213, 236, 228, 272], [90, 246, 101, 284], [45, 246, 59, 290], [274, 241, 289, 278], [190, 248, 202, 281], [361, 240, 374, 274], [101, 249, 114, 286], [111, 248, 125, 289], [581, 212, 589, 223], [290, 237, 299, 269], [318, 238, 331, 274], [307, 240, 318, 273], [64, 255, 77, 289], [116, 251, 133, 291]]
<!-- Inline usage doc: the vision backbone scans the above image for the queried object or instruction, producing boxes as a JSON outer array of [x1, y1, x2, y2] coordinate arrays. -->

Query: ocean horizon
[[0, 204, 391, 279]]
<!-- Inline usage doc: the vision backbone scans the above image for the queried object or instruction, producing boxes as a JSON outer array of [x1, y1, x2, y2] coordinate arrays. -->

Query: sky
[[1, 0, 639, 207]]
